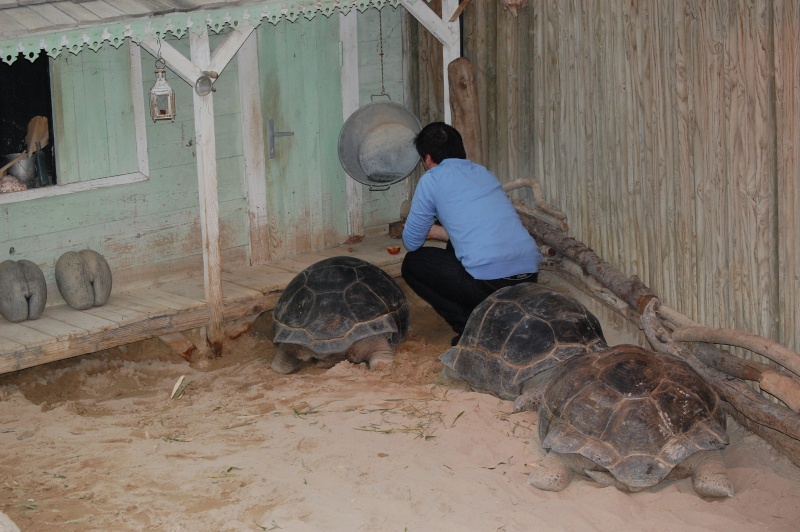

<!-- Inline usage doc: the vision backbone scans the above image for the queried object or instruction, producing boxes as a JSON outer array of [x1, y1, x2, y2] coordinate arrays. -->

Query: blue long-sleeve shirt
[[402, 158, 543, 280]]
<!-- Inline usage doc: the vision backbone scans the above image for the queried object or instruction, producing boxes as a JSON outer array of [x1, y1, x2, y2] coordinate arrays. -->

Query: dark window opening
[[0, 53, 56, 192]]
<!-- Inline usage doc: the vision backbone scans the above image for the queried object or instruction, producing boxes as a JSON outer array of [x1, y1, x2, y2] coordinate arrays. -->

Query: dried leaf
[[170, 375, 185, 400]]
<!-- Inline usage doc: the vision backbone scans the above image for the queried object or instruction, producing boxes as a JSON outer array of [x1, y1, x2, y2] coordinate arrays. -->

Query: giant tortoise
[[271, 256, 409, 374], [440, 283, 732, 497], [531, 344, 733, 498]]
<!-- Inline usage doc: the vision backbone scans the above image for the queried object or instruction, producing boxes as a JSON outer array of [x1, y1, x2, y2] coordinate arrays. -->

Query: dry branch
[[539, 255, 642, 324], [688, 343, 800, 410], [514, 205, 656, 314], [641, 299, 800, 466], [671, 326, 800, 378], [504, 178, 569, 229], [658, 304, 800, 410]]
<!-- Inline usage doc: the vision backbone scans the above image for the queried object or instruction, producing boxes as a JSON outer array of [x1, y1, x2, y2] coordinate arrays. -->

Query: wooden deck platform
[[0, 235, 406, 375]]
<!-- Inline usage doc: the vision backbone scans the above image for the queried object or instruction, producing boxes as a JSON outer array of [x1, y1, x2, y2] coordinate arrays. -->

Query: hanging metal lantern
[[150, 63, 176, 122]]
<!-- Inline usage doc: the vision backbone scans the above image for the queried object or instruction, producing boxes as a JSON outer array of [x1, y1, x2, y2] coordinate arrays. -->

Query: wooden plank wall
[[258, 15, 346, 261], [407, 1, 798, 354], [51, 44, 139, 184], [255, 8, 407, 256], [357, 6, 411, 235], [774, 0, 800, 356]]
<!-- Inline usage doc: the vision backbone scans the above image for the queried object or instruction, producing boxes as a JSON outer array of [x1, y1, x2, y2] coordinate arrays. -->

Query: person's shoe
[[450, 334, 462, 346]]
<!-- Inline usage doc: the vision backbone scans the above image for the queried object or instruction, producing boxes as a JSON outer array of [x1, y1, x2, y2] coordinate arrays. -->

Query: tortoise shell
[[272, 256, 408, 357], [439, 283, 607, 400], [538, 344, 729, 489]]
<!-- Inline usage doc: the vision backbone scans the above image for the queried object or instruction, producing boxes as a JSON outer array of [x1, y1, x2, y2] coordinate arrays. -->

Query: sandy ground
[[1, 281, 800, 531]]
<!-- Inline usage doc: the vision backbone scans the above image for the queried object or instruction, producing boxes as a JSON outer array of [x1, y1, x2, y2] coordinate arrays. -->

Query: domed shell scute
[[549, 313, 605, 345], [276, 283, 316, 329], [595, 349, 665, 398], [467, 300, 555, 361], [272, 256, 409, 357], [345, 279, 394, 323]]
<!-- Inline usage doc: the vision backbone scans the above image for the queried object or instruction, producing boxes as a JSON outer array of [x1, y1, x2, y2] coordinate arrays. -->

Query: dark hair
[[414, 122, 467, 163]]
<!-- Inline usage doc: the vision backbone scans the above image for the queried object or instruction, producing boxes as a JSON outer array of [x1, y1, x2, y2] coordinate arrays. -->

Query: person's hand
[[427, 224, 449, 242]]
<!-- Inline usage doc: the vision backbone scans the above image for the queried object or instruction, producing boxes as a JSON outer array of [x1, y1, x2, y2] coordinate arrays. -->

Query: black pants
[[401, 242, 537, 334]]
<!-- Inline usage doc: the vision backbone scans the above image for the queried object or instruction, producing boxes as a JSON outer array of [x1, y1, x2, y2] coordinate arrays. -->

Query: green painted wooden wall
[[0, 8, 405, 304], [51, 44, 139, 184], [259, 14, 345, 259]]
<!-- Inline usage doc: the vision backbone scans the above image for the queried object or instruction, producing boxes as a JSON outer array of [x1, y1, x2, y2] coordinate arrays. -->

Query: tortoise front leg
[[688, 451, 734, 498], [514, 370, 554, 412], [271, 344, 305, 374], [528, 451, 574, 492]]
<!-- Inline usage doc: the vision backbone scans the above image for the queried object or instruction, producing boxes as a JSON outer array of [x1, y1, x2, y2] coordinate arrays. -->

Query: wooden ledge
[[0, 234, 406, 375]]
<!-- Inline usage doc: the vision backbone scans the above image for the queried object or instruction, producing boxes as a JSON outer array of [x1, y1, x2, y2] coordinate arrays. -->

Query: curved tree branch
[[641, 299, 800, 454], [504, 178, 569, 231], [514, 208, 657, 314], [671, 326, 800, 378]]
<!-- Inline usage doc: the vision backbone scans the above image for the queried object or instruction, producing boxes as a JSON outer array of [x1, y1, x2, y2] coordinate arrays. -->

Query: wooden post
[[238, 29, 271, 265], [448, 57, 483, 164], [340, 10, 363, 237], [140, 25, 253, 356], [190, 28, 225, 356], [441, 0, 460, 124]]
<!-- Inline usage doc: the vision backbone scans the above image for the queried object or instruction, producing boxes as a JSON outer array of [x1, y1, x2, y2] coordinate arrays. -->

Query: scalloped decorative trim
[[1, 0, 407, 65]]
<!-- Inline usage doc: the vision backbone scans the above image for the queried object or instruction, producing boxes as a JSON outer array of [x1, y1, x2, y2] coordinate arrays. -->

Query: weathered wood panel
[[405, 1, 799, 356], [51, 42, 139, 183], [357, 6, 411, 235], [774, 0, 800, 353], [258, 15, 346, 261]]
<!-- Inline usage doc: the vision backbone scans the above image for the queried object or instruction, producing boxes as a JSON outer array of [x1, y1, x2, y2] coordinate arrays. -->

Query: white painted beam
[[238, 30, 271, 264], [208, 23, 255, 77], [189, 28, 225, 354], [340, 9, 363, 237], [400, 0, 461, 123], [139, 34, 203, 85], [399, 0, 459, 48], [127, 42, 149, 176]]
